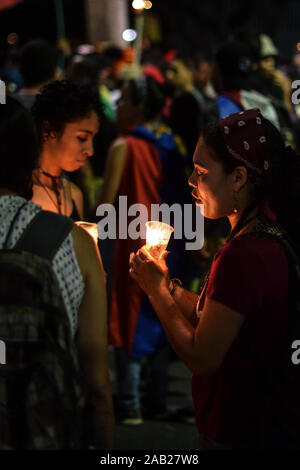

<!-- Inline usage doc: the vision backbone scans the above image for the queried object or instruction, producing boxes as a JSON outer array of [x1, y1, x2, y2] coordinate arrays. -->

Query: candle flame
[[145, 221, 174, 259]]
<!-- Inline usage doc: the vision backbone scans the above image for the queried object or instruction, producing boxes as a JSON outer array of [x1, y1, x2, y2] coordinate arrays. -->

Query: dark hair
[[0, 97, 38, 199], [194, 52, 214, 67], [31, 80, 103, 147], [66, 54, 100, 95], [19, 39, 58, 88], [215, 39, 258, 91], [129, 76, 165, 122], [202, 118, 300, 254]]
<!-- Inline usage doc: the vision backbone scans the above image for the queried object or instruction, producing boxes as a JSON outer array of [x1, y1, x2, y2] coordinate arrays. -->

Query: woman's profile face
[[189, 135, 235, 219], [46, 111, 99, 172]]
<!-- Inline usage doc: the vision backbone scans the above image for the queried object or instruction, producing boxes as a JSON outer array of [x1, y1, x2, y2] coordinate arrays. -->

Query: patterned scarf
[[219, 108, 272, 186]]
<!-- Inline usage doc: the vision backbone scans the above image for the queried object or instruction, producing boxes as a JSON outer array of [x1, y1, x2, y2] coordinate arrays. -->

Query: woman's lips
[[191, 191, 202, 202]]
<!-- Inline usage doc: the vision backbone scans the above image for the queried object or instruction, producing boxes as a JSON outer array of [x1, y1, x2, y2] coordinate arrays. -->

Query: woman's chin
[[196, 200, 205, 216]]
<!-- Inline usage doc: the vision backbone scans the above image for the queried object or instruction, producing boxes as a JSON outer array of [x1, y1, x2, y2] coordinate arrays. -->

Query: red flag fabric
[[0, 0, 23, 12]]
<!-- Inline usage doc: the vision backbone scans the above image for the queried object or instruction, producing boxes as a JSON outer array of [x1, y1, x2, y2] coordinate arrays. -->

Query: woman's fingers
[[129, 253, 142, 273], [160, 250, 170, 262], [129, 247, 160, 278], [138, 245, 152, 260], [138, 249, 148, 260], [129, 268, 142, 287]]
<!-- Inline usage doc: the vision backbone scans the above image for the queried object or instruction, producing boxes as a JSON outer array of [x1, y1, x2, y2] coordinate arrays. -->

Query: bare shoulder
[[110, 136, 127, 151], [66, 180, 83, 200], [106, 137, 127, 169], [70, 224, 94, 280], [64, 179, 84, 218]]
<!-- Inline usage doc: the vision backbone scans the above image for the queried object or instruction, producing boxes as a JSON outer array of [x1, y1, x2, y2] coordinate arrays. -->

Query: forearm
[[91, 384, 115, 450], [148, 287, 203, 374], [171, 285, 199, 327]]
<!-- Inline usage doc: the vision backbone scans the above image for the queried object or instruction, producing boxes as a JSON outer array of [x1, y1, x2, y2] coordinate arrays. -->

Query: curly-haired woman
[[0, 97, 113, 449], [31, 80, 102, 220]]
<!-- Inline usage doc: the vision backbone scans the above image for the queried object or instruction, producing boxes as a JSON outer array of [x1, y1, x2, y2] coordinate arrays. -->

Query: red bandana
[[219, 109, 271, 185]]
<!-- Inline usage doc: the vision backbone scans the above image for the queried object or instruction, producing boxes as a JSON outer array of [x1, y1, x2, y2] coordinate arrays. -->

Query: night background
[[1, 0, 300, 453], [0, 0, 300, 61]]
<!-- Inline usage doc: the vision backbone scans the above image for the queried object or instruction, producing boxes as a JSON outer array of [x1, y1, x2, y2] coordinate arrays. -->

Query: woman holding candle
[[31, 80, 101, 220], [130, 108, 300, 449]]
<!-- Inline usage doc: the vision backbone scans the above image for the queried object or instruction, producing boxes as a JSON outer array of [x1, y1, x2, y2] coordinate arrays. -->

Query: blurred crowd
[[1, 29, 300, 429], [2, 32, 299, 196]]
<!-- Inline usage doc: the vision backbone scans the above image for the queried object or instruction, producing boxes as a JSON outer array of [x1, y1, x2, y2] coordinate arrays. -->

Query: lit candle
[[145, 221, 174, 260], [75, 221, 98, 244]]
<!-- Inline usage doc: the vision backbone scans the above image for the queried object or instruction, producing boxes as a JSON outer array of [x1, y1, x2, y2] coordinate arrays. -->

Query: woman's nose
[[84, 142, 94, 157], [188, 171, 197, 188]]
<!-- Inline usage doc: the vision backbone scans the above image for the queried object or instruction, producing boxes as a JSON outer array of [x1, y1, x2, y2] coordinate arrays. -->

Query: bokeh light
[[7, 32, 19, 45], [122, 29, 137, 42], [132, 0, 146, 10]]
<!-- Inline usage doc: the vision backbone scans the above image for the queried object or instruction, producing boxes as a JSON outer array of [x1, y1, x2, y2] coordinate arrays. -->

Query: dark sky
[[150, 0, 300, 61], [0, 0, 86, 46], [0, 0, 299, 62]]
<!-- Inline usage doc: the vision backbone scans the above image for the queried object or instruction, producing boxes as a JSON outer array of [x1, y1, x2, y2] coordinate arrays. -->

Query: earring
[[233, 191, 239, 214]]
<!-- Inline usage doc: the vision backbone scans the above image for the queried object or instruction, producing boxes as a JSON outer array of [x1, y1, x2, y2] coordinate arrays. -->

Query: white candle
[[145, 221, 174, 259]]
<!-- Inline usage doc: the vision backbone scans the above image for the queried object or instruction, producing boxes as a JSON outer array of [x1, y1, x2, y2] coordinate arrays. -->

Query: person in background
[[66, 52, 118, 210], [14, 39, 58, 110], [233, 31, 296, 147], [256, 34, 296, 147], [0, 97, 114, 449], [98, 75, 188, 424], [194, 52, 217, 101], [31, 80, 101, 221], [258, 34, 293, 115], [164, 54, 206, 166], [0, 45, 23, 94]]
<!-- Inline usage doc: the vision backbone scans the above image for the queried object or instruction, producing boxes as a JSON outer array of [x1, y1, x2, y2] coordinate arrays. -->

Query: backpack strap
[[3, 202, 28, 249], [15, 210, 74, 261]]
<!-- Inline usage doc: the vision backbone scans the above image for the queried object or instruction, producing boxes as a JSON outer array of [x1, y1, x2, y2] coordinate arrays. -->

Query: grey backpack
[[0, 205, 88, 449]]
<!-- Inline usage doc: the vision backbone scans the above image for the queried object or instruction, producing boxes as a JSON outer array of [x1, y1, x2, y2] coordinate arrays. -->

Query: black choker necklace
[[36, 168, 66, 215], [39, 168, 61, 180]]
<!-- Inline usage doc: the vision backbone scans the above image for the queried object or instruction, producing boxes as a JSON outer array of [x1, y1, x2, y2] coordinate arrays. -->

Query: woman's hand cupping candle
[[129, 246, 170, 297], [145, 221, 174, 260]]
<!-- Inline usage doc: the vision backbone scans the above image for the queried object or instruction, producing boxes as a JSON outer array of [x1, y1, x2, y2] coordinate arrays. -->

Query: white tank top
[[0, 195, 84, 337]]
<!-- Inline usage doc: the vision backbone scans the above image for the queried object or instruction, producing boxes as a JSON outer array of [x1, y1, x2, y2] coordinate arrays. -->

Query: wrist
[[148, 280, 172, 299]]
